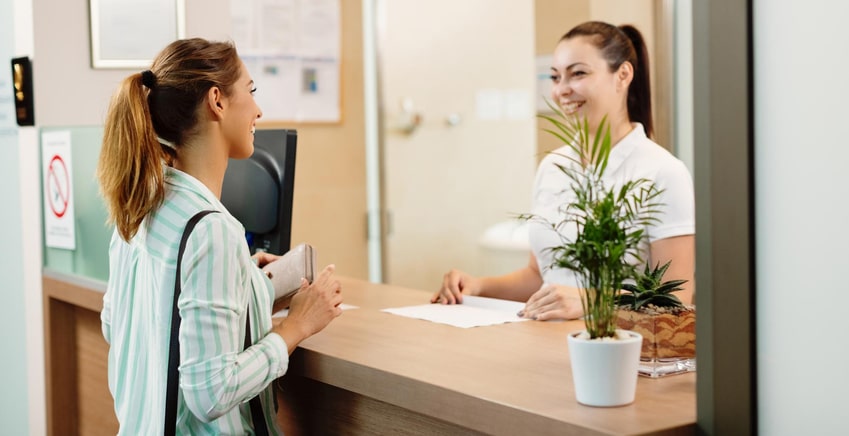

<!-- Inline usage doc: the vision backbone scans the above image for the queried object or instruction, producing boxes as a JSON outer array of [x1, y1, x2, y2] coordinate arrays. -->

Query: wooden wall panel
[[44, 297, 79, 436], [275, 376, 486, 436], [265, 0, 369, 280], [75, 308, 118, 436]]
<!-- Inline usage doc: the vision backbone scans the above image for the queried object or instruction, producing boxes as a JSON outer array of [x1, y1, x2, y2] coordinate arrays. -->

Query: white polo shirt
[[528, 123, 695, 287]]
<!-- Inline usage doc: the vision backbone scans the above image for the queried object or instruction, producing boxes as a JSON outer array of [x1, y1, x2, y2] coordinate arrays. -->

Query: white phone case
[[261, 243, 315, 300]]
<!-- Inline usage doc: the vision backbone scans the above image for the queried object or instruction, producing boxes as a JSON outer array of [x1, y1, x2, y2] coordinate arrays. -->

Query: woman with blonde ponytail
[[98, 38, 343, 435]]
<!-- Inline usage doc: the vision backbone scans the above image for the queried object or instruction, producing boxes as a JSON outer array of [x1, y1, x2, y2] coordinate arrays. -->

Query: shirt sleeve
[[101, 278, 112, 345], [176, 215, 288, 422], [101, 230, 122, 345], [647, 158, 696, 242]]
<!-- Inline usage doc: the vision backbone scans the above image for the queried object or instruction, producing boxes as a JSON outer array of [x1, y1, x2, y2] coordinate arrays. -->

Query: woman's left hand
[[519, 284, 583, 321], [252, 251, 280, 268]]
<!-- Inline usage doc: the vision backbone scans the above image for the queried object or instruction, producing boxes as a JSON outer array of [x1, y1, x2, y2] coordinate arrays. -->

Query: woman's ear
[[616, 61, 634, 92], [206, 86, 225, 120]]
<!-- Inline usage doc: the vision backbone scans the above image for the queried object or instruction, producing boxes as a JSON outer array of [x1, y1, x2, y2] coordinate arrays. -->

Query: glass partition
[[41, 126, 110, 282]]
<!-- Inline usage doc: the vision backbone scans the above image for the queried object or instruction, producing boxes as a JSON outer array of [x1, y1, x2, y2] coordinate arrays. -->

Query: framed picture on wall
[[89, 0, 186, 69]]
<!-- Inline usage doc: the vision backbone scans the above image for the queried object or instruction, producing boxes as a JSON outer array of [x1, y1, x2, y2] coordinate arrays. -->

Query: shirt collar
[[604, 122, 645, 175], [164, 166, 226, 211]]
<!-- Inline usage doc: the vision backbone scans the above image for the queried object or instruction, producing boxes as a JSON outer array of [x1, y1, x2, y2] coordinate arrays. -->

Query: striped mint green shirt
[[101, 166, 288, 435]]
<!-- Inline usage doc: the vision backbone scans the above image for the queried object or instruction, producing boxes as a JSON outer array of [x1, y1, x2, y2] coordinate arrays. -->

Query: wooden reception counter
[[43, 270, 696, 435]]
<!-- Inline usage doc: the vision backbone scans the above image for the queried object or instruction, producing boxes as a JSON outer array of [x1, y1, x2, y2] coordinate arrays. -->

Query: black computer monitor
[[221, 129, 297, 255]]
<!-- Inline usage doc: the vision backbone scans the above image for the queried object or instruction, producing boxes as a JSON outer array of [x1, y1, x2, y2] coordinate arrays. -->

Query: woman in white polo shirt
[[432, 21, 695, 321]]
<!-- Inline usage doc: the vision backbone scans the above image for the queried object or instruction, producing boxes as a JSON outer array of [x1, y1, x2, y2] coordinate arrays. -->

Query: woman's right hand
[[273, 264, 342, 353], [431, 269, 482, 304]]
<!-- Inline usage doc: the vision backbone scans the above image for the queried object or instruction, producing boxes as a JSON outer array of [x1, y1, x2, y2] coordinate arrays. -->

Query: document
[[382, 296, 529, 328]]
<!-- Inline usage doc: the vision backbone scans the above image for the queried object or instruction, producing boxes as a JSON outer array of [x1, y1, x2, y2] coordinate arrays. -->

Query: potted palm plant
[[616, 261, 696, 378], [527, 103, 664, 406]]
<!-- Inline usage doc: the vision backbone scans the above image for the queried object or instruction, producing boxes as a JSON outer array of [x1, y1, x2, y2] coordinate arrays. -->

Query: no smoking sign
[[47, 155, 70, 218], [41, 130, 76, 250]]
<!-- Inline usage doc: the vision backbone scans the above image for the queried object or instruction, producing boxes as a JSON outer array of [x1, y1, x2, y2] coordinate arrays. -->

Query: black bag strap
[[164, 210, 270, 435], [245, 311, 270, 436]]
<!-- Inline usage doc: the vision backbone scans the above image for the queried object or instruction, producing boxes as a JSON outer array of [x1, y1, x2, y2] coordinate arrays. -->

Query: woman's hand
[[519, 284, 583, 320], [251, 251, 280, 268], [272, 264, 343, 353], [431, 269, 482, 304]]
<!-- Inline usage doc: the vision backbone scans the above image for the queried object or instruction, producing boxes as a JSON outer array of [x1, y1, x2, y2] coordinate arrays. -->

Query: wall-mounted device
[[10, 57, 35, 126]]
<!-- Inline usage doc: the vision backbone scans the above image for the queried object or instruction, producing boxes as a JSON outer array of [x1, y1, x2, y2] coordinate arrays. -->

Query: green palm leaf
[[524, 101, 674, 338]]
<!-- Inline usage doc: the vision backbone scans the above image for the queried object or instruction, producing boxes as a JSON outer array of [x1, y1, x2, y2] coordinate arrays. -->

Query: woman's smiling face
[[549, 36, 630, 133], [222, 61, 262, 159]]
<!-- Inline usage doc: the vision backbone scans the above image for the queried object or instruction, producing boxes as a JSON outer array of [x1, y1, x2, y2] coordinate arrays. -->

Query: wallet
[[261, 243, 316, 300]]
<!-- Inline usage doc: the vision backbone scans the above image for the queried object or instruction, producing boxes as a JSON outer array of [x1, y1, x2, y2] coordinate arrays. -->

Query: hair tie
[[141, 70, 157, 89], [157, 136, 177, 150]]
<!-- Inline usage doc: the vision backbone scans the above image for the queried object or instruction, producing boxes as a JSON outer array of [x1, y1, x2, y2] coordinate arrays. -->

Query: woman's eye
[[549, 74, 559, 83], [571, 71, 586, 77], [250, 87, 257, 95]]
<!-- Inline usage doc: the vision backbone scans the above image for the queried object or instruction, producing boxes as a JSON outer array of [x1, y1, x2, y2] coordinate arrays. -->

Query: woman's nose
[[553, 80, 571, 97]]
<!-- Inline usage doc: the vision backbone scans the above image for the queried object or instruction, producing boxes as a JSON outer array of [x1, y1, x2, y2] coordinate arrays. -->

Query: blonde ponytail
[[97, 73, 167, 241]]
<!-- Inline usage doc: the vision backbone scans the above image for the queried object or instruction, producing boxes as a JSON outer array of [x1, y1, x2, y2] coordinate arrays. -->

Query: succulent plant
[[617, 260, 688, 311]]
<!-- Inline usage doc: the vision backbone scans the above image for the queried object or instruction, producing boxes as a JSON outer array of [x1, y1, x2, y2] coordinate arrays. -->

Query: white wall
[[33, 0, 232, 126], [0, 0, 32, 433], [11, 0, 42, 433], [380, 0, 537, 289], [755, 1, 849, 434]]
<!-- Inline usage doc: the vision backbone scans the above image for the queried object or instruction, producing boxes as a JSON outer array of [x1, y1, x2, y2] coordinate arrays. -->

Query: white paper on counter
[[381, 296, 529, 328]]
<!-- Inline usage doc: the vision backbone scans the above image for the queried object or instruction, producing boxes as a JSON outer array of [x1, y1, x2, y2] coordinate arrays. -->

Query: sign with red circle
[[46, 154, 70, 218], [41, 130, 76, 250]]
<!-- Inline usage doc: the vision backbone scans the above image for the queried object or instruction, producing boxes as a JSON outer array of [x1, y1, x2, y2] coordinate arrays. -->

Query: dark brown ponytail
[[618, 24, 653, 138], [563, 21, 654, 138]]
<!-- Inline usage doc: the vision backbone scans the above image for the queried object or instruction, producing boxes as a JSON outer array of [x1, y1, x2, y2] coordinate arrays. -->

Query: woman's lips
[[561, 101, 584, 115]]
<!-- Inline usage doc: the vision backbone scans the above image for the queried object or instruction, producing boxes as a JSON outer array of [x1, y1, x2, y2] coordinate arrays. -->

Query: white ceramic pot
[[567, 329, 643, 407]]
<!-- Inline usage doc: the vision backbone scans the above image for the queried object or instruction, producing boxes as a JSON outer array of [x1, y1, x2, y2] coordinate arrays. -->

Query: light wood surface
[[43, 271, 695, 435], [276, 277, 696, 435]]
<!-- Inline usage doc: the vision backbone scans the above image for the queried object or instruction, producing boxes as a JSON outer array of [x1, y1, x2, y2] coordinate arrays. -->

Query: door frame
[[693, 0, 756, 433]]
